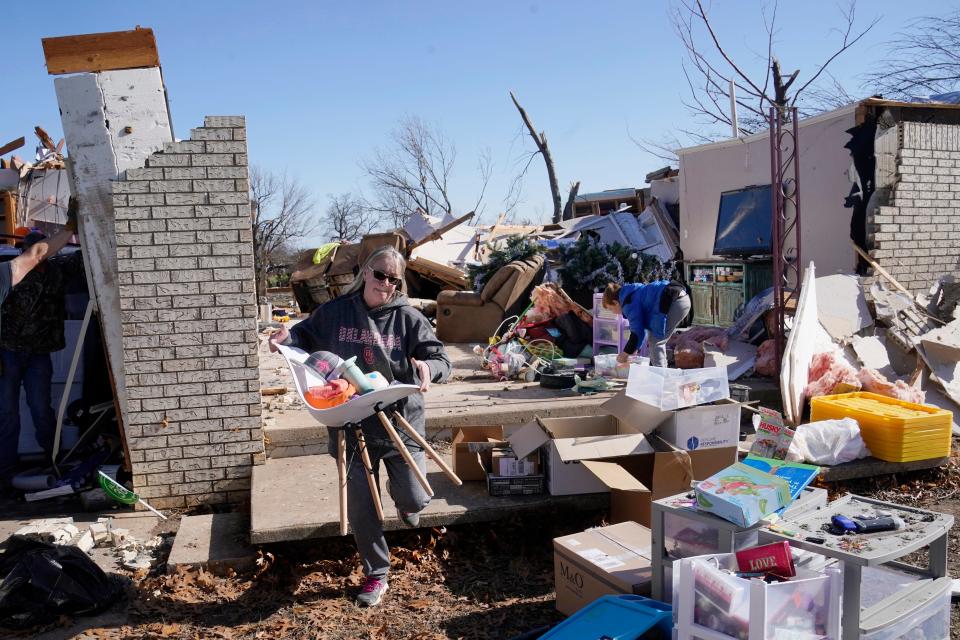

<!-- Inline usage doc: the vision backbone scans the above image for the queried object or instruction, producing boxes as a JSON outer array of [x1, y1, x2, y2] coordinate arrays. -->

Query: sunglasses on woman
[[368, 267, 403, 287]]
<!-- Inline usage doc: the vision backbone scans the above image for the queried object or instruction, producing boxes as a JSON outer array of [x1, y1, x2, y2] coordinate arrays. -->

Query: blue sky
[[2, 1, 933, 246]]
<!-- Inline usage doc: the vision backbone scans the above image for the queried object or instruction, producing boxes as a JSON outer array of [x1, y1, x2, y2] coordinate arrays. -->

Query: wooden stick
[[392, 411, 462, 486], [850, 241, 946, 328], [260, 386, 288, 396], [336, 430, 348, 536], [355, 428, 384, 522], [377, 411, 433, 497]]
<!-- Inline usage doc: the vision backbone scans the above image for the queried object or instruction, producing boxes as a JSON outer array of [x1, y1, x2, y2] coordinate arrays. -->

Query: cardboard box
[[694, 462, 792, 527], [601, 390, 672, 434], [492, 447, 539, 477], [509, 414, 656, 496], [581, 438, 737, 527], [553, 521, 653, 616], [656, 400, 741, 451], [451, 425, 505, 482]]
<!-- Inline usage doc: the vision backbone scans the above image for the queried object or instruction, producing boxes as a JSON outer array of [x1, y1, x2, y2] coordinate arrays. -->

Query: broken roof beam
[[0, 137, 25, 158], [42, 28, 160, 75], [407, 210, 474, 252]]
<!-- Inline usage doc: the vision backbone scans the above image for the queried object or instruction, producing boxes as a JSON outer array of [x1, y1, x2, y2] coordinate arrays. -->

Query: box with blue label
[[656, 400, 741, 451], [694, 462, 792, 527]]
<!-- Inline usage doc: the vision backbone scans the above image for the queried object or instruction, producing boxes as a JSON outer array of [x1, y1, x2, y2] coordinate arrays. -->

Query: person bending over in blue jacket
[[269, 246, 451, 608], [601, 279, 691, 368]]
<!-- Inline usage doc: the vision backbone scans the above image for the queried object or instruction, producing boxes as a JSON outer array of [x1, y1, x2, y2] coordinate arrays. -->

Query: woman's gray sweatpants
[[334, 432, 431, 580], [648, 292, 692, 367]]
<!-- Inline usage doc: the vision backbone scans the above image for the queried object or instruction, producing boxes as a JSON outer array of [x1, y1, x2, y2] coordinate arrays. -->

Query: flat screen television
[[712, 185, 773, 257]]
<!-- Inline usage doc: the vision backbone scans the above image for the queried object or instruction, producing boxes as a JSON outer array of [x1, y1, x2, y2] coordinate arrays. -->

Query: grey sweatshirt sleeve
[[409, 311, 452, 384], [285, 311, 320, 353]]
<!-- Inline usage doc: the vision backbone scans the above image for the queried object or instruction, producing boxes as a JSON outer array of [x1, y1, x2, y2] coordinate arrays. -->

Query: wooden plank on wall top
[[42, 28, 159, 75]]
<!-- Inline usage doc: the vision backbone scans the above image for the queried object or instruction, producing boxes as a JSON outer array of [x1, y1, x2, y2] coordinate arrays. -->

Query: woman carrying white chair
[[270, 246, 452, 608]]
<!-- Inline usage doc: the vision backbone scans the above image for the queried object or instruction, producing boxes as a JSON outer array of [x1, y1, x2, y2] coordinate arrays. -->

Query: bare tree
[[865, 9, 960, 98], [635, 0, 877, 159], [322, 192, 377, 242], [249, 166, 316, 298], [362, 116, 490, 228], [507, 94, 578, 224], [510, 91, 564, 224]]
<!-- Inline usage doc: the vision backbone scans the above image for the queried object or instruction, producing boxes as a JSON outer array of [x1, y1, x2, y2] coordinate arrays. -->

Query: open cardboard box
[[508, 389, 735, 522], [505, 390, 673, 496], [508, 391, 735, 503], [451, 425, 505, 482], [580, 438, 735, 527], [508, 414, 656, 496]]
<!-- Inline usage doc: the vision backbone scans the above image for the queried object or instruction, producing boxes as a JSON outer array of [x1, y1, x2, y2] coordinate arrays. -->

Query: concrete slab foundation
[[250, 453, 607, 544], [167, 512, 255, 574]]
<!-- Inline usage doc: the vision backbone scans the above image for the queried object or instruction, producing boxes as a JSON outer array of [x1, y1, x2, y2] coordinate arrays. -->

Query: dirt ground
[[3, 457, 959, 639]]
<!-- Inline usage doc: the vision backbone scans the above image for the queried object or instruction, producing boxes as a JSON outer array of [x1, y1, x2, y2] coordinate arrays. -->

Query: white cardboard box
[[657, 401, 741, 451]]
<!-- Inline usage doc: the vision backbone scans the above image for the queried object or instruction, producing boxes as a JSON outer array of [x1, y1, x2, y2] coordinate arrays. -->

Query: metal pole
[[769, 106, 802, 377], [769, 108, 785, 375]]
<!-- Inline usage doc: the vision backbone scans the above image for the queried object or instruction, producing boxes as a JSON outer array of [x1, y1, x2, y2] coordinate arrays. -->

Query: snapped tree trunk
[[510, 91, 563, 224], [562, 181, 580, 221]]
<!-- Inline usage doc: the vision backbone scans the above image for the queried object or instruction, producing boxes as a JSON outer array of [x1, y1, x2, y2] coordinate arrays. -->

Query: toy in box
[[694, 462, 792, 527]]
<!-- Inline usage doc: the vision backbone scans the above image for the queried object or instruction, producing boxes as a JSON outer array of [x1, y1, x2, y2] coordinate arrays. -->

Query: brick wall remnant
[[112, 116, 264, 509], [868, 121, 960, 294]]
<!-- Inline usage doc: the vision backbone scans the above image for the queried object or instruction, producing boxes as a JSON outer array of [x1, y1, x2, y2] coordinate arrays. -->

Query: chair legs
[[333, 412, 464, 535]]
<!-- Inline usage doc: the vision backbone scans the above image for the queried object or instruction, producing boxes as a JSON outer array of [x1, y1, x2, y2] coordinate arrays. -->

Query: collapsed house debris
[[3, 22, 960, 640]]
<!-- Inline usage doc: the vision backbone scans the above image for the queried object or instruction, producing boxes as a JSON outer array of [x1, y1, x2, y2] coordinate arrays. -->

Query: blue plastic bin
[[539, 594, 672, 639]]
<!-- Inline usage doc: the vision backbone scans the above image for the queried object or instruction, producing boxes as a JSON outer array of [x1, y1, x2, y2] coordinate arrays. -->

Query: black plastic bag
[[554, 311, 593, 358], [0, 537, 120, 628]]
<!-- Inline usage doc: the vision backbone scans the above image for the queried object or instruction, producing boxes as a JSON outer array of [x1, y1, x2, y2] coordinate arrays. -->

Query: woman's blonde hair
[[602, 282, 622, 308], [345, 245, 407, 297]]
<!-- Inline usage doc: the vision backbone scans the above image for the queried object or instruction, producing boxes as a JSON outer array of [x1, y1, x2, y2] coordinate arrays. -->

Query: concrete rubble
[[12, 516, 167, 572]]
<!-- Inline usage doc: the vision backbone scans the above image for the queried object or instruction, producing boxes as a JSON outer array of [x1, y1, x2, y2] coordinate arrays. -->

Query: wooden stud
[[34, 126, 57, 152], [42, 28, 160, 75], [0, 137, 25, 158]]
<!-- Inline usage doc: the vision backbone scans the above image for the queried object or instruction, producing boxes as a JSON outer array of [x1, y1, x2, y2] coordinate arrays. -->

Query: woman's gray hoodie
[[283, 291, 451, 448]]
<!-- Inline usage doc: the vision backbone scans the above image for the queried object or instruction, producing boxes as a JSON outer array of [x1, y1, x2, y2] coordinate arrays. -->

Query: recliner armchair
[[436, 255, 545, 343]]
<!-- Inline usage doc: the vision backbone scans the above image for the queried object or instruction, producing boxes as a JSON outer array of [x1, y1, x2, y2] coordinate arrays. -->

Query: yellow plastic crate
[[810, 392, 952, 462]]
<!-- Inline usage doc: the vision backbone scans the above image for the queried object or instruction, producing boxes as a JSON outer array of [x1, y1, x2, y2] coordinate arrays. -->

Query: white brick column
[[112, 116, 263, 508]]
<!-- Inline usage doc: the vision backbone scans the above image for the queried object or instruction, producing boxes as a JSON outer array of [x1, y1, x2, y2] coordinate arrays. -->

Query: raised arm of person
[[9, 222, 76, 287]]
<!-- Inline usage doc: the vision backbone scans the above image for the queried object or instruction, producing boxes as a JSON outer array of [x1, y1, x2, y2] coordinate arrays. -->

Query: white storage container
[[663, 513, 757, 560], [594, 353, 648, 378], [626, 364, 729, 411], [673, 552, 841, 640], [859, 577, 951, 640]]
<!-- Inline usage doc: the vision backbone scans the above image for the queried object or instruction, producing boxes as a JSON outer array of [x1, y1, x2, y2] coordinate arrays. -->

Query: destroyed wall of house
[[869, 121, 960, 294], [113, 116, 264, 509], [677, 106, 859, 277]]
